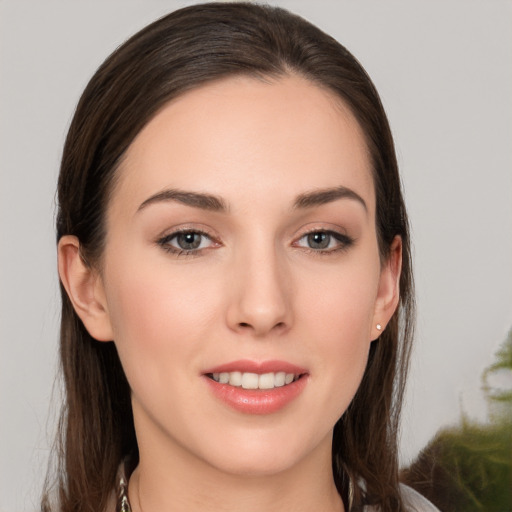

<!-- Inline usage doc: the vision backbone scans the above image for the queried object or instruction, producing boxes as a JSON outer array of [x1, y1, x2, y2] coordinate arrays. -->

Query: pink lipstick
[[203, 360, 308, 414]]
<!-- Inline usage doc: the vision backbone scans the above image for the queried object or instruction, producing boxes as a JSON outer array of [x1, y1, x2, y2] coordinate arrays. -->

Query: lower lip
[[203, 375, 308, 415]]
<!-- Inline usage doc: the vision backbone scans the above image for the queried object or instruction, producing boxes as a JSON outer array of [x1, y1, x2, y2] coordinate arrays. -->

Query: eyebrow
[[137, 189, 228, 212], [137, 185, 367, 214], [293, 186, 367, 212]]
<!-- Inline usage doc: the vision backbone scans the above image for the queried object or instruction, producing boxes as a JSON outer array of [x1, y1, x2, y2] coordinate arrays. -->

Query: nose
[[226, 246, 292, 337]]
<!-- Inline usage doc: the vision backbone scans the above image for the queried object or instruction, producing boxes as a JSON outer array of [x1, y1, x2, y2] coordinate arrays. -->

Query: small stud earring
[[376, 324, 382, 331]]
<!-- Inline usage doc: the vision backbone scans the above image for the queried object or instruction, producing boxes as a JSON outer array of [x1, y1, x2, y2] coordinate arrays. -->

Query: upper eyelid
[[157, 225, 217, 240], [155, 223, 352, 244], [156, 226, 350, 241], [292, 224, 350, 240], [298, 226, 344, 235], [294, 229, 351, 243]]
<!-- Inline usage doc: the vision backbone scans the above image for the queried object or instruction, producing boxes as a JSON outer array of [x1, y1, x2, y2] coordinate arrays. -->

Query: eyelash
[[156, 228, 354, 257], [157, 229, 217, 257], [294, 229, 355, 255]]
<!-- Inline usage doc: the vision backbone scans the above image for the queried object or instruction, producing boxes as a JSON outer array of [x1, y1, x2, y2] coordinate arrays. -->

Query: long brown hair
[[45, 3, 414, 511]]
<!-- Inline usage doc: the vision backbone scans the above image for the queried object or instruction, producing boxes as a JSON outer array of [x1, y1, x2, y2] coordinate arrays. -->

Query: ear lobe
[[58, 235, 114, 342], [372, 236, 402, 340]]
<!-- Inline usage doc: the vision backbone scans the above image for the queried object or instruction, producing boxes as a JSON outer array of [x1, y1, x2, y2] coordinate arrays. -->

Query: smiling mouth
[[206, 371, 303, 390]]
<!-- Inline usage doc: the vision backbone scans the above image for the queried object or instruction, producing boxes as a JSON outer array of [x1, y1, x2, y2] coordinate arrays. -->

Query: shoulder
[[363, 484, 441, 512], [398, 483, 441, 512]]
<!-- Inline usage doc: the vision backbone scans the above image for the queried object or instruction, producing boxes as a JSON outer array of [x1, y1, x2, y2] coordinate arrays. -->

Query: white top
[[400, 484, 441, 511]]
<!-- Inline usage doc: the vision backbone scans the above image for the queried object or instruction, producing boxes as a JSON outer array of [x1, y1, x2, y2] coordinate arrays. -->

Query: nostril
[[238, 321, 286, 330]]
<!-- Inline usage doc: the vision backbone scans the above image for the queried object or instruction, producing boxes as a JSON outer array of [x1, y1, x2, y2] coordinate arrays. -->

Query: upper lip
[[203, 359, 307, 375]]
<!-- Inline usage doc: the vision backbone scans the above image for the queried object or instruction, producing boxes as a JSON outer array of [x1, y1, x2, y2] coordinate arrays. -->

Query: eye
[[295, 230, 354, 253], [157, 229, 215, 254]]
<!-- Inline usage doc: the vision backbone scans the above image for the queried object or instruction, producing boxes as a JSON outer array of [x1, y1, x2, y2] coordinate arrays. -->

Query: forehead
[[111, 74, 374, 216]]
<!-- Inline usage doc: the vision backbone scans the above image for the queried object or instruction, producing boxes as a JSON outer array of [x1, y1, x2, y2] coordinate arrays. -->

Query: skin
[[59, 74, 401, 512]]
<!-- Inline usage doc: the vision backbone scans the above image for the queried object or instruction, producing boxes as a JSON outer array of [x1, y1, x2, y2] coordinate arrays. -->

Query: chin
[[205, 448, 303, 478], [193, 424, 331, 478]]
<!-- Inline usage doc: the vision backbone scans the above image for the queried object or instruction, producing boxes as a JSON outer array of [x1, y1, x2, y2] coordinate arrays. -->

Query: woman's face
[[94, 75, 399, 476]]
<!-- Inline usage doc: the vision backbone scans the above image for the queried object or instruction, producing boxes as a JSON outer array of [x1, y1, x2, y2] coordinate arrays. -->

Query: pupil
[[177, 232, 201, 250], [308, 232, 330, 249]]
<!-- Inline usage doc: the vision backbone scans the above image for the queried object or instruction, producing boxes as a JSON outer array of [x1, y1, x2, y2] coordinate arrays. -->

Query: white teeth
[[210, 371, 299, 389], [229, 371, 242, 387], [241, 372, 259, 389], [258, 372, 275, 389], [274, 372, 286, 387]]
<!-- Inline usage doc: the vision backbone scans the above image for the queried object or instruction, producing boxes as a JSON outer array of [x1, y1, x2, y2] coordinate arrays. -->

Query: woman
[[45, 3, 438, 511]]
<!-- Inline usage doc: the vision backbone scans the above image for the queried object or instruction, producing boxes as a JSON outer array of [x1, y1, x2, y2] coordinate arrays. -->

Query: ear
[[58, 235, 114, 342], [371, 235, 402, 340]]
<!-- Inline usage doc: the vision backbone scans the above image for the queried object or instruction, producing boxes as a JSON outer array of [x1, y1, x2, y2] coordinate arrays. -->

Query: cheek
[[312, 287, 373, 382], [102, 258, 222, 380], [297, 255, 379, 406], [300, 257, 379, 342]]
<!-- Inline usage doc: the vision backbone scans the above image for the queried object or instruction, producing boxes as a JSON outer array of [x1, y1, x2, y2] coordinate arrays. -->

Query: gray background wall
[[1, 1, 511, 510]]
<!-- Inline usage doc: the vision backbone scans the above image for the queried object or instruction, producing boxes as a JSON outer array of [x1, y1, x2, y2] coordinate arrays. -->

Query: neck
[[129, 427, 344, 512]]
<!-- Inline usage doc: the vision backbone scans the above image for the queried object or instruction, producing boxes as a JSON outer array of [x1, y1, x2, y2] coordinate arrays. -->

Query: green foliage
[[483, 329, 512, 413], [485, 329, 512, 374], [402, 329, 512, 511], [439, 421, 510, 511]]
